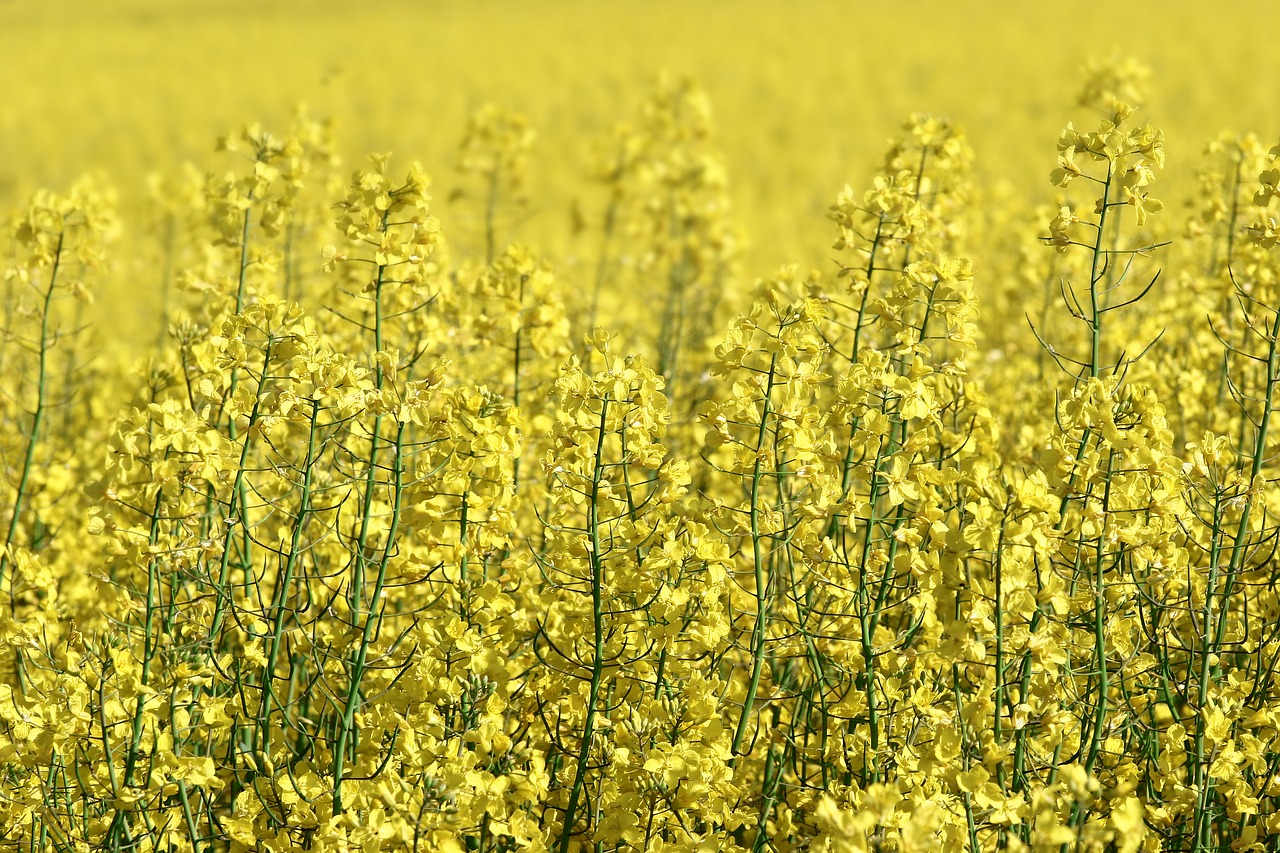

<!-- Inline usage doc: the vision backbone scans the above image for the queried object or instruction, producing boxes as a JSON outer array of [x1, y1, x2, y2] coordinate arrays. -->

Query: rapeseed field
[[4, 2, 1280, 851]]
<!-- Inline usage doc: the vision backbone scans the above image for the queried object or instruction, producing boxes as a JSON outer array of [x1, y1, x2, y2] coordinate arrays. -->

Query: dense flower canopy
[[4, 6, 1280, 852]]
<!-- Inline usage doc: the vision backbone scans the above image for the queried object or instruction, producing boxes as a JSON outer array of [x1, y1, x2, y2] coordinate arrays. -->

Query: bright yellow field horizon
[[4, 1, 1280, 289]]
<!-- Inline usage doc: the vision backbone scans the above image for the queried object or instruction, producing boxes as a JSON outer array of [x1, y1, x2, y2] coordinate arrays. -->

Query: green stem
[[731, 354, 779, 761], [333, 418, 407, 815], [556, 397, 611, 853], [1, 232, 63, 597], [1087, 167, 1113, 380]]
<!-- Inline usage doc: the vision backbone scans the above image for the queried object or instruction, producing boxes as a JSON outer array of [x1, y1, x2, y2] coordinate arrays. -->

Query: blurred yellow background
[[3, 0, 1279, 344]]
